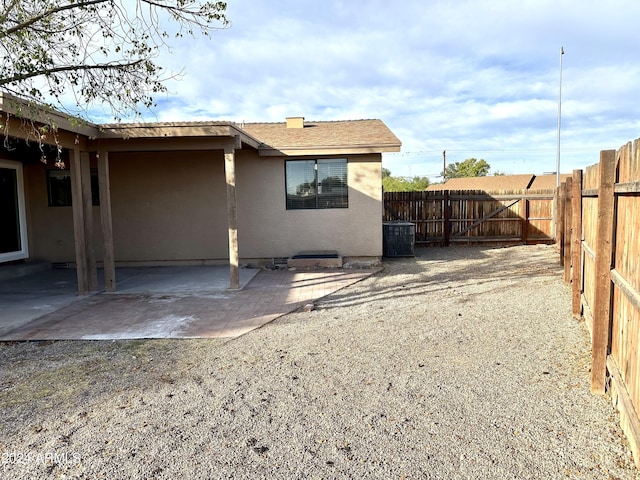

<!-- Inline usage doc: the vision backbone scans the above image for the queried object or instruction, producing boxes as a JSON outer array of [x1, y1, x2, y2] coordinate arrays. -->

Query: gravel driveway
[[1, 245, 638, 479]]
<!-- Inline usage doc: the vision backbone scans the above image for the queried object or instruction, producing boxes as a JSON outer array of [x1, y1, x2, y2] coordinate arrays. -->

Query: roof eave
[[258, 144, 402, 157], [96, 123, 262, 150], [0, 92, 99, 137]]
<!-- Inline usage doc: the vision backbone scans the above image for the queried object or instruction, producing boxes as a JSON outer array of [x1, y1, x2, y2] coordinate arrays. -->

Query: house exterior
[[0, 94, 401, 291]]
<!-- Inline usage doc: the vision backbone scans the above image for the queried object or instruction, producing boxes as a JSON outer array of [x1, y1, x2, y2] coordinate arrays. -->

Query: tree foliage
[[0, 0, 228, 120], [382, 168, 430, 192], [443, 158, 491, 179]]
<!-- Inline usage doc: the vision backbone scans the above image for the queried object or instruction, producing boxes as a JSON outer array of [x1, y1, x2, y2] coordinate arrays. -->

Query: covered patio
[[1, 93, 263, 295]]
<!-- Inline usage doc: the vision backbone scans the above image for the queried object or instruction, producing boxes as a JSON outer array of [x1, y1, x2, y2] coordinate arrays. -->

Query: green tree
[[443, 158, 491, 179], [0, 1, 228, 120], [382, 170, 430, 192]]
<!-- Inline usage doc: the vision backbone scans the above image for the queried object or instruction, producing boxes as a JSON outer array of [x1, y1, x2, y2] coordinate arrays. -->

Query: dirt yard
[[1, 245, 638, 479]]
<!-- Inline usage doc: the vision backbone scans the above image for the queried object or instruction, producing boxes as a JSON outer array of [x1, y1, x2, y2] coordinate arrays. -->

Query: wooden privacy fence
[[559, 138, 640, 467], [383, 189, 555, 245]]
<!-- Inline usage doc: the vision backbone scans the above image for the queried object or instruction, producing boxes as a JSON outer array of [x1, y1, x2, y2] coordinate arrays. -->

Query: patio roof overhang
[[0, 93, 95, 150], [93, 122, 262, 152], [0, 93, 262, 153]]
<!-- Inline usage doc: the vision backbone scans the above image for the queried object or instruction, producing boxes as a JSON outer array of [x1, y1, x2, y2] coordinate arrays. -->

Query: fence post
[[522, 197, 529, 244], [557, 184, 566, 263], [443, 191, 450, 247], [591, 149, 617, 395], [564, 178, 573, 284], [571, 169, 583, 318]]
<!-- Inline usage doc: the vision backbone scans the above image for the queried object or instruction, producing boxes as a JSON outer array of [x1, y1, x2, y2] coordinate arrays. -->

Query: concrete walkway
[[0, 267, 377, 340]]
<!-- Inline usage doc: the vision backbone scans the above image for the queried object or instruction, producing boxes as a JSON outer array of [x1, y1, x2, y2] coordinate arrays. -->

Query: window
[[285, 159, 348, 210], [47, 169, 100, 207]]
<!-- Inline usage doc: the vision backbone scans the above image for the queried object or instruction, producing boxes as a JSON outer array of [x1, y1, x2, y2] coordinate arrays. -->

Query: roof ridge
[[241, 118, 380, 125]]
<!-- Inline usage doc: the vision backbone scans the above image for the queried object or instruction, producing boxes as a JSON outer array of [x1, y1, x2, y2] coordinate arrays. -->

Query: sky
[[107, 0, 640, 180]]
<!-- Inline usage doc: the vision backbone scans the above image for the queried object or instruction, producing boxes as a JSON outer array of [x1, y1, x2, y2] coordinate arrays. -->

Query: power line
[[386, 146, 601, 157]]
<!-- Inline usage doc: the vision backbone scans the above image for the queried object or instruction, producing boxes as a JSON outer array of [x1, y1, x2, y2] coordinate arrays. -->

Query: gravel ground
[[0, 245, 638, 479]]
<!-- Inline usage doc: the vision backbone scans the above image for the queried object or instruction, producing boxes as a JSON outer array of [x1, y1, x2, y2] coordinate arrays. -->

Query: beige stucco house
[[0, 94, 401, 292]]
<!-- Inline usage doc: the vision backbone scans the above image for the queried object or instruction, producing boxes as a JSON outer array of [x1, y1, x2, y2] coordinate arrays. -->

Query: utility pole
[[442, 150, 446, 180], [556, 46, 564, 187]]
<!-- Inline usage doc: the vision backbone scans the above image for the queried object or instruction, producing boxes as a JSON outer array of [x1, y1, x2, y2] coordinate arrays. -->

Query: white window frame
[[0, 159, 29, 263]]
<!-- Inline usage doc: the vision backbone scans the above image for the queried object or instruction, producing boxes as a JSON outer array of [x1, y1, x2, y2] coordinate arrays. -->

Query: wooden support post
[[571, 169, 583, 318], [70, 148, 88, 295], [98, 150, 116, 292], [563, 177, 573, 284], [80, 151, 98, 291], [224, 145, 240, 290], [591, 149, 617, 394]]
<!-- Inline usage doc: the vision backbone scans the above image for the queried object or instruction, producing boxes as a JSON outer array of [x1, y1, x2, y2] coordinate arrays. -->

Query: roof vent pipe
[[286, 117, 304, 128]]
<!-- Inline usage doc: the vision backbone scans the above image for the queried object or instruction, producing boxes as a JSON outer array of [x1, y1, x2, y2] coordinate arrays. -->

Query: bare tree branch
[[0, 0, 107, 39], [0, 60, 146, 86], [0, 0, 21, 24], [0, 1, 229, 121]]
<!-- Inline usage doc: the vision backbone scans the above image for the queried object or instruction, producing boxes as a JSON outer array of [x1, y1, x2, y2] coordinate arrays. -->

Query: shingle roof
[[241, 119, 401, 153], [426, 173, 573, 192], [98, 118, 401, 155], [528, 174, 571, 189]]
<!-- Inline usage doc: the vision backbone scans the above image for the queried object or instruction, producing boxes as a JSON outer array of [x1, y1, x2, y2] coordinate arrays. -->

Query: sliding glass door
[[0, 160, 28, 262]]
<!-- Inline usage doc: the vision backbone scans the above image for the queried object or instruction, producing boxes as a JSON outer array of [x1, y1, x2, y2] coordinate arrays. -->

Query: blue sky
[[135, 0, 640, 180]]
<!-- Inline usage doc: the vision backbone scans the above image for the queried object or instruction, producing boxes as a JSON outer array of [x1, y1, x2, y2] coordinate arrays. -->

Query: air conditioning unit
[[383, 222, 415, 257]]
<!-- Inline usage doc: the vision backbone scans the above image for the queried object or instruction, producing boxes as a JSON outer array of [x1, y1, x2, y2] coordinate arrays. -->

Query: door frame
[[0, 159, 29, 263]]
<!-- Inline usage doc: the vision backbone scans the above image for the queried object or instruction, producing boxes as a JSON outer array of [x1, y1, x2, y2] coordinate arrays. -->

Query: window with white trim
[[285, 159, 348, 210]]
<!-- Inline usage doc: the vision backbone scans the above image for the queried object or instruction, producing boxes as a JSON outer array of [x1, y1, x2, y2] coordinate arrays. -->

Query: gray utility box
[[383, 222, 415, 257]]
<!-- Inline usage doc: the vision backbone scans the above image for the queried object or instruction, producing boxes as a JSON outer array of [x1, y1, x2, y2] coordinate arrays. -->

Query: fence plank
[[571, 170, 583, 318], [453, 199, 519, 237], [591, 149, 617, 394], [607, 356, 640, 470]]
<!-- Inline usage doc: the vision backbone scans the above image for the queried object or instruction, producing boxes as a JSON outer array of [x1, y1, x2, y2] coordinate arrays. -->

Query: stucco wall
[[108, 150, 228, 262], [23, 161, 103, 263], [20, 149, 383, 264], [236, 152, 383, 259]]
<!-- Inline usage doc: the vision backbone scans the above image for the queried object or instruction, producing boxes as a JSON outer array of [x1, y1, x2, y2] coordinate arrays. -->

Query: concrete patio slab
[[0, 265, 258, 337], [0, 268, 378, 340], [0, 268, 84, 336], [113, 265, 259, 294]]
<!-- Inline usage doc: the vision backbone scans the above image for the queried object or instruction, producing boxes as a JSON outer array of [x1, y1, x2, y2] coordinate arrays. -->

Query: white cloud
[[45, 0, 640, 178]]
